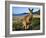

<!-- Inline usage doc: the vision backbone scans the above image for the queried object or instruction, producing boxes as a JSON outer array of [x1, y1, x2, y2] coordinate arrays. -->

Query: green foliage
[[12, 21, 23, 31], [32, 18, 40, 27], [12, 17, 40, 30]]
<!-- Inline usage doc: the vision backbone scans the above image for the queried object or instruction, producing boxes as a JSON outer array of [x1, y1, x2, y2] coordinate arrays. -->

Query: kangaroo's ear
[[28, 8, 31, 11], [28, 8, 33, 11], [32, 9, 33, 11]]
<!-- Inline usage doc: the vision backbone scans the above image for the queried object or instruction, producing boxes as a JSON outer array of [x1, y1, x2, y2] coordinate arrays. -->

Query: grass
[[12, 17, 40, 31], [32, 18, 40, 30]]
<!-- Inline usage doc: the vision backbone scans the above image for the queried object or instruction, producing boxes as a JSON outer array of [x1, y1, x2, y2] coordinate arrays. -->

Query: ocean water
[[13, 13, 29, 16]]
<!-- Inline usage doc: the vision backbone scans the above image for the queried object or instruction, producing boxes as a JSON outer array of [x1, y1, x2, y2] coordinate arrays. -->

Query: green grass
[[32, 18, 40, 30], [12, 17, 40, 31], [32, 18, 40, 27]]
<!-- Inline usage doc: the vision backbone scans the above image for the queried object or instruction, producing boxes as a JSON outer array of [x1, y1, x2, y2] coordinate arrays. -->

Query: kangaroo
[[22, 8, 33, 30]]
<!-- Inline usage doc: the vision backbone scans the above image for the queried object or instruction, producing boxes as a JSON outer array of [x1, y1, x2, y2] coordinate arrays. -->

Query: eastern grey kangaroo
[[22, 8, 33, 30]]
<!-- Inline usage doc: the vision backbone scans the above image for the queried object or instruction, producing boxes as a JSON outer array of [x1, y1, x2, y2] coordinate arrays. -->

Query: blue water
[[13, 13, 29, 16]]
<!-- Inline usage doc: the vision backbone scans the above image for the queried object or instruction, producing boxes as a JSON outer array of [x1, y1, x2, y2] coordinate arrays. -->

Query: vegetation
[[12, 17, 40, 31], [12, 8, 40, 31]]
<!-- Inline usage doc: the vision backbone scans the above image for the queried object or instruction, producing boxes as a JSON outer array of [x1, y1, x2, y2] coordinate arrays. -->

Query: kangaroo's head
[[28, 8, 33, 14]]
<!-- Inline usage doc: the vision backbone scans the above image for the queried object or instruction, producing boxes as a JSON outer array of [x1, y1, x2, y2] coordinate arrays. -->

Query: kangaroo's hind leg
[[22, 21, 27, 30]]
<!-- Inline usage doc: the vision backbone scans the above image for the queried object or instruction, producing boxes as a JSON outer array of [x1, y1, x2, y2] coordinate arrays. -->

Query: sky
[[12, 7, 40, 14]]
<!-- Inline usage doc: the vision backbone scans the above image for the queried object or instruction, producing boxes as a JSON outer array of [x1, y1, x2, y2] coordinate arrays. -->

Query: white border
[[10, 4, 43, 34]]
